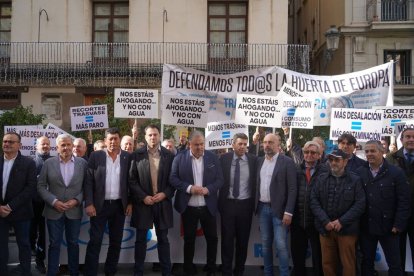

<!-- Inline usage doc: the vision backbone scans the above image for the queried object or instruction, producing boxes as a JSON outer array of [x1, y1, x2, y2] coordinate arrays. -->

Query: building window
[[384, 50, 411, 84], [0, 2, 11, 60], [93, 2, 129, 60], [208, 1, 247, 63], [381, 0, 407, 21]]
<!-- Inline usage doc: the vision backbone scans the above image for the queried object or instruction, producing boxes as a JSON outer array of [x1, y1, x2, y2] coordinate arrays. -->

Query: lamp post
[[323, 25, 340, 73]]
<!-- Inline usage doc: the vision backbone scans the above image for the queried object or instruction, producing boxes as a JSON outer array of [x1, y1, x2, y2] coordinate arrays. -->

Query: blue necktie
[[233, 158, 241, 199], [406, 153, 414, 164]]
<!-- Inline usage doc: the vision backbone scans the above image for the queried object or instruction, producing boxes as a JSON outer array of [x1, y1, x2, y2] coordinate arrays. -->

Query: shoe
[[152, 262, 161, 272], [35, 261, 46, 274]]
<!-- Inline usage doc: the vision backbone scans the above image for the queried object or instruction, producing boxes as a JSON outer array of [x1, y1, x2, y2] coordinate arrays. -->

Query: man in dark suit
[[256, 133, 297, 276], [0, 132, 37, 275], [84, 128, 131, 276], [129, 124, 175, 276], [337, 133, 365, 173], [219, 133, 257, 276], [37, 133, 87, 276], [170, 131, 224, 276]]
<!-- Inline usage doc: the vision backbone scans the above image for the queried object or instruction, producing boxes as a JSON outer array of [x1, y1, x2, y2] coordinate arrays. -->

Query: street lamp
[[323, 25, 340, 72]]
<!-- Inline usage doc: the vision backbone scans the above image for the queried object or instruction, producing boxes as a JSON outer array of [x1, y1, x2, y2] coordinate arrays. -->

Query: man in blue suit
[[170, 131, 224, 276]]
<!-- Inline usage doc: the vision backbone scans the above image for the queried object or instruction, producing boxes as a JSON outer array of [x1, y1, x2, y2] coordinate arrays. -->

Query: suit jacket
[[256, 154, 297, 220], [129, 146, 175, 230], [37, 156, 87, 220], [0, 151, 37, 221], [84, 149, 130, 213], [170, 149, 224, 216], [218, 152, 257, 212]]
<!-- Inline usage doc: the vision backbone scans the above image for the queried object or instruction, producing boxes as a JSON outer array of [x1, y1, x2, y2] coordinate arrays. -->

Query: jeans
[[46, 216, 81, 276], [0, 218, 32, 275], [258, 202, 290, 276]]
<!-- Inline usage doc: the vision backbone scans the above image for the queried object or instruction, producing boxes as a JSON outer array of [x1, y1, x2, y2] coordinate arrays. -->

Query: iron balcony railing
[[367, 0, 414, 22], [0, 42, 310, 87]]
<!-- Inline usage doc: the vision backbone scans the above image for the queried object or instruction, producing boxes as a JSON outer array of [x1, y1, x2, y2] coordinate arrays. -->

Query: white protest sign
[[4, 125, 60, 156], [162, 62, 393, 126], [330, 108, 383, 142], [205, 121, 249, 150], [114, 88, 158, 118], [70, 105, 108, 132], [278, 84, 314, 129], [162, 95, 210, 128], [373, 106, 414, 136], [46, 123, 75, 139], [235, 94, 281, 127], [394, 121, 414, 137]]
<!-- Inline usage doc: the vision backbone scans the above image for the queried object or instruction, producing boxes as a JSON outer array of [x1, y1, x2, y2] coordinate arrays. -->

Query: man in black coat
[[129, 124, 175, 276], [337, 133, 365, 173], [218, 133, 257, 276], [0, 132, 37, 275], [291, 141, 328, 276], [84, 128, 131, 276], [359, 140, 410, 276], [310, 149, 365, 276]]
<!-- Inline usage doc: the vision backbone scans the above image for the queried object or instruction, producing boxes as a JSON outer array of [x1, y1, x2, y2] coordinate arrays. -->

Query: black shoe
[[35, 261, 46, 274]]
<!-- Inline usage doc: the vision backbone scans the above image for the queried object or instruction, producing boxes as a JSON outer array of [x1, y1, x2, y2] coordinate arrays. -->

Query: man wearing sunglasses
[[291, 141, 328, 276], [310, 149, 365, 276]]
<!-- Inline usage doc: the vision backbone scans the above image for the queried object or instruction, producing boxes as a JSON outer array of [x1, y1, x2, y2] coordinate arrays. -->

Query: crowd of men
[[1, 126, 414, 276]]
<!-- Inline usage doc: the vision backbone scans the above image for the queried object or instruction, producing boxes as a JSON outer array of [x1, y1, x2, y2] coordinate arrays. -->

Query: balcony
[[0, 42, 310, 88], [367, 0, 414, 22]]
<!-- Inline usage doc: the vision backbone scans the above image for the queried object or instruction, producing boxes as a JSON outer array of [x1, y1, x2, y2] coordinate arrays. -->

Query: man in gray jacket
[[38, 134, 87, 276]]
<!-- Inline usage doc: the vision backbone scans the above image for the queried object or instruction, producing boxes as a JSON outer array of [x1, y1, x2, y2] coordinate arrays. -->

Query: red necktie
[[305, 167, 311, 184]]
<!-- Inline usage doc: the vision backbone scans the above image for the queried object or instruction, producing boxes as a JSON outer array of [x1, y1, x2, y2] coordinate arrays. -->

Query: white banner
[[330, 108, 384, 142], [374, 106, 414, 136], [394, 121, 414, 137], [162, 95, 210, 128], [4, 125, 59, 156], [114, 88, 159, 119], [161, 62, 393, 126], [205, 121, 249, 150], [70, 105, 109, 132], [235, 94, 281, 127]]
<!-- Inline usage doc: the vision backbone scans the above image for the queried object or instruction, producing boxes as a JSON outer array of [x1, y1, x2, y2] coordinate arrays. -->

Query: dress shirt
[[259, 153, 279, 203], [187, 150, 206, 207], [148, 146, 161, 195], [229, 154, 250, 199], [59, 155, 75, 187], [2, 154, 17, 199], [105, 149, 121, 200], [369, 162, 383, 178]]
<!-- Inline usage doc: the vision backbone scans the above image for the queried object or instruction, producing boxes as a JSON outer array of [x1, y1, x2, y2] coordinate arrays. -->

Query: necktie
[[233, 158, 241, 199], [305, 167, 311, 184], [406, 153, 413, 164]]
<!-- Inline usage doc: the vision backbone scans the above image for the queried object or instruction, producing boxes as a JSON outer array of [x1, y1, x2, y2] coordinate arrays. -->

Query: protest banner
[[4, 125, 59, 156], [162, 62, 393, 126], [70, 104, 108, 131], [278, 84, 314, 129], [46, 123, 75, 139], [162, 95, 210, 128], [235, 94, 281, 127], [330, 108, 383, 142], [394, 121, 414, 137], [114, 88, 158, 118], [373, 106, 414, 136], [205, 120, 249, 150]]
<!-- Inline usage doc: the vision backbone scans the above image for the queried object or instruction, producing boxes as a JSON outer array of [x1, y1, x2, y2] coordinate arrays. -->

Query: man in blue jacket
[[358, 140, 410, 276], [310, 149, 365, 276], [170, 131, 223, 276]]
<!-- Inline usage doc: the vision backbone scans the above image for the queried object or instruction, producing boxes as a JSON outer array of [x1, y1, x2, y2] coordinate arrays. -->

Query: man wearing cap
[[358, 140, 410, 276], [310, 149, 365, 276], [387, 127, 414, 274], [337, 133, 365, 173]]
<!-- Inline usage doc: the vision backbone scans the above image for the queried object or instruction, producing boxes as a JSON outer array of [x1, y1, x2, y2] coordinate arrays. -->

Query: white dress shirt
[[2, 154, 16, 200], [187, 151, 206, 207], [105, 150, 121, 200], [259, 153, 279, 203]]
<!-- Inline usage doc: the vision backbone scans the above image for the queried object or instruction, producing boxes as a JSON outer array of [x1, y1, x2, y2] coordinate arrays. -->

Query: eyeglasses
[[3, 140, 18, 144], [328, 157, 343, 163], [303, 150, 318, 155]]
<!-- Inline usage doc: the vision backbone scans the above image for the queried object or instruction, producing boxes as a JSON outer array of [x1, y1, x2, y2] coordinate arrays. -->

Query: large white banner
[[162, 62, 393, 126], [330, 108, 384, 142], [374, 106, 414, 136], [205, 121, 249, 150], [114, 88, 159, 119], [70, 105, 109, 132]]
